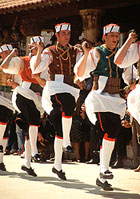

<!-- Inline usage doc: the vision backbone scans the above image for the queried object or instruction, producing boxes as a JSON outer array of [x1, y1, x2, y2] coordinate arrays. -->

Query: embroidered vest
[[47, 45, 77, 75], [91, 45, 122, 78], [91, 45, 123, 94], [46, 44, 78, 87]]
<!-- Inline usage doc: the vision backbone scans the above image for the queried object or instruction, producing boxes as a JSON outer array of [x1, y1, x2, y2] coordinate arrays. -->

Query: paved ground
[[0, 155, 140, 199]]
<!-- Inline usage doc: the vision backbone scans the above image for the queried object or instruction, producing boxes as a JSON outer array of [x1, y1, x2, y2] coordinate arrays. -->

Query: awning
[[0, 0, 70, 14]]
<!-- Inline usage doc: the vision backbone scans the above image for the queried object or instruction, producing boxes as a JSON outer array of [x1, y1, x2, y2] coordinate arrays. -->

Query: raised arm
[[32, 42, 44, 71], [1, 48, 17, 69], [76, 41, 90, 77], [114, 32, 137, 65]]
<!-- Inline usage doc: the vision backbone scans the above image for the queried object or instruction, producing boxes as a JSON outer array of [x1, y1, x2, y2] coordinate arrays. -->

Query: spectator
[[2, 27, 12, 44], [70, 80, 90, 162], [37, 114, 55, 162]]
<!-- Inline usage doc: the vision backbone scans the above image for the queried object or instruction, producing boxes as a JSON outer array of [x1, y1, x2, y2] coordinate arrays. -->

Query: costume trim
[[98, 112, 104, 132], [62, 112, 72, 118], [29, 124, 40, 127], [56, 135, 63, 139], [104, 133, 116, 141], [0, 121, 8, 125]]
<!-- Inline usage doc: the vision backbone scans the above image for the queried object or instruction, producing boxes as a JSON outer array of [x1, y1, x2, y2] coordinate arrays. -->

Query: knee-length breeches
[[95, 112, 122, 139], [49, 93, 76, 138], [0, 105, 13, 124], [16, 93, 40, 127]]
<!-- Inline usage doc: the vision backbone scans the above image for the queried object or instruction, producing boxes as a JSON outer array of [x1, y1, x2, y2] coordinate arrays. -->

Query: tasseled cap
[[0, 44, 13, 53], [30, 36, 44, 44], [55, 23, 71, 33], [103, 23, 120, 35]]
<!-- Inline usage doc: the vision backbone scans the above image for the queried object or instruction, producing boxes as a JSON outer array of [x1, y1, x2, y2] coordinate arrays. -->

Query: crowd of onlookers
[[0, 26, 26, 56]]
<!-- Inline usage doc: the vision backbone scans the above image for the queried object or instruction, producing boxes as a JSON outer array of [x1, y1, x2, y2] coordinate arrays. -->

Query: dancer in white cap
[[114, 30, 140, 172], [30, 22, 83, 180], [114, 30, 140, 124], [0, 44, 19, 171], [1, 37, 46, 176], [74, 23, 136, 190]]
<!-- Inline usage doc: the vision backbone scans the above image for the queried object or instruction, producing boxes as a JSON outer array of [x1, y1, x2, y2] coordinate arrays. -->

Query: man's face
[[0, 50, 11, 61], [104, 32, 120, 50], [56, 30, 71, 47]]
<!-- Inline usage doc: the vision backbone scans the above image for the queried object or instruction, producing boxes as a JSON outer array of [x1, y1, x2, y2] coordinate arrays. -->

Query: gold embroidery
[[56, 44, 72, 75]]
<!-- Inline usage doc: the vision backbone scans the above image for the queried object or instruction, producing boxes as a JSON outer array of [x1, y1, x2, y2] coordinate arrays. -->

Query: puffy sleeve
[[30, 48, 52, 74], [3, 57, 23, 74], [74, 48, 99, 82], [115, 42, 140, 68]]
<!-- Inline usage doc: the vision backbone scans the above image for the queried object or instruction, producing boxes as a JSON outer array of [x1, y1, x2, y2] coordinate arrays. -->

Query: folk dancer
[[0, 44, 20, 171], [114, 29, 140, 171], [30, 23, 83, 180], [1, 37, 46, 176], [74, 24, 136, 190]]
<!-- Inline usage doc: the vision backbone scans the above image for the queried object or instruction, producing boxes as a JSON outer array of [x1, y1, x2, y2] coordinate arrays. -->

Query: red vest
[[21, 56, 39, 84]]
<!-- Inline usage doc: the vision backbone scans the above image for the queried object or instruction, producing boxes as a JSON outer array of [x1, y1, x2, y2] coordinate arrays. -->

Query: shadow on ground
[[0, 170, 139, 199]]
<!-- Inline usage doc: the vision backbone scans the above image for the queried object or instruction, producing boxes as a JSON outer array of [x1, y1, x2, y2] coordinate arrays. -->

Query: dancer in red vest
[[0, 44, 19, 171], [1, 36, 46, 176]]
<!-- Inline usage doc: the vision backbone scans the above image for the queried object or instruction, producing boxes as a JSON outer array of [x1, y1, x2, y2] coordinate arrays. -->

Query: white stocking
[[62, 117, 72, 147], [29, 125, 38, 156], [54, 136, 63, 171], [24, 139, 31, 168]]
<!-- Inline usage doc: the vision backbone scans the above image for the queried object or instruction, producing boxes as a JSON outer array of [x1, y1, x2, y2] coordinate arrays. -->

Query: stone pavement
[[0, 155, 140, 199]]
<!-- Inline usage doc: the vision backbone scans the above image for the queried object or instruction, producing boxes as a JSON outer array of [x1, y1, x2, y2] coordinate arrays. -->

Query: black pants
[[0, 105, 13, 124], [49, 93, 76, 138], [16, 93, 40, 126], [95, 112, 122, 139]]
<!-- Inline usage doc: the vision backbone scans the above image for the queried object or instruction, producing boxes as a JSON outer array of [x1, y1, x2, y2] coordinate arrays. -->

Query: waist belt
[[0, 86, 12, 92], [92, 76, 121, 94], [49, 74, 75, 87], [30, 83, 43, 96]]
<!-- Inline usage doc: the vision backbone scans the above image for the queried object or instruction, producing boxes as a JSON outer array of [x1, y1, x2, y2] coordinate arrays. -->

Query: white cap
[[103, 24, 120, 35], [30, 36, 44, 44], [0, 44, 13, 53], [55, 23, 71, 33]]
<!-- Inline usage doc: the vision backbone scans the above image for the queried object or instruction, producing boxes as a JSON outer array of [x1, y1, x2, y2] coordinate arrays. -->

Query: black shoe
[[32, 153, 41, 162], [100, 170, 114, 179], [21, 165, 37, 177], [0, 163, 6, 171], [96, 178, 113, 191], [52, 167, 66, 180], [63, 146, 74, 153], [0, 145, 3, 153]]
